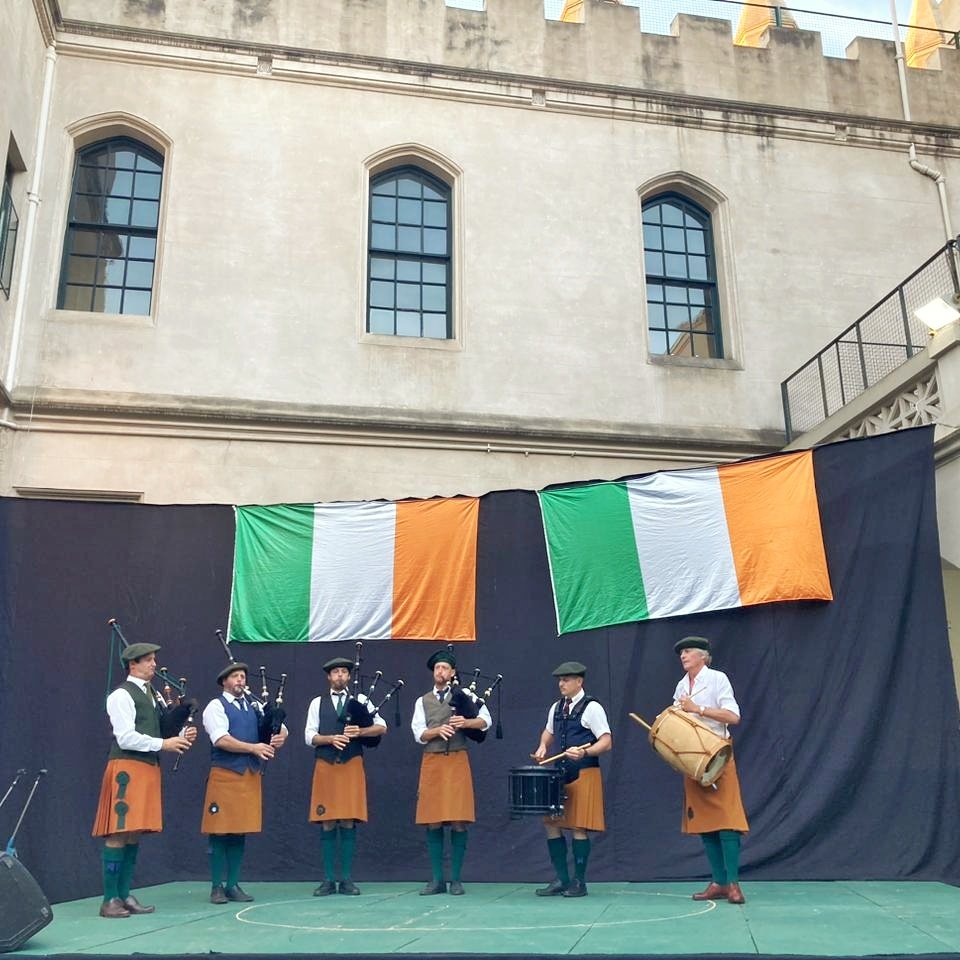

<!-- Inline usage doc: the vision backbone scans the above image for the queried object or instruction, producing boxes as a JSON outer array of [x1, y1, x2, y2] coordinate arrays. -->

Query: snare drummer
[[532, 661, 611, 898], [673, 636, 749, 905]]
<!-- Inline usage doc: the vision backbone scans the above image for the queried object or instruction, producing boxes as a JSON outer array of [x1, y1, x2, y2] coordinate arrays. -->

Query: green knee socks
[[426, 827, 445, 883], [701, 832, 727, 884], [102, 847, 125, 902], [547, 836, 570, 885], [450, 829, 468, 883]]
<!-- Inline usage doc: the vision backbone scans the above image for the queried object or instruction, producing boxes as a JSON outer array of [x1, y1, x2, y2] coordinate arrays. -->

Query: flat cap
[[323, 657, 354, 673], [217, 662, 250, 685], [427, 650, 456, 670], [552, 661, 587, 677], [120, 642, 160, 662], [674, 636, 711, 654]]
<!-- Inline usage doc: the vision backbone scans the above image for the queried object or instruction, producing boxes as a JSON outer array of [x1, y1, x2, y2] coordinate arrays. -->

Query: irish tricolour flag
[[229, 497, 478, 642], [538, 451, 832, 634]]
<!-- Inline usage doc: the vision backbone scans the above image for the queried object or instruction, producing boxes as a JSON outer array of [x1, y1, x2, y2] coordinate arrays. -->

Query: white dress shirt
[[304, 691, 386, 746], [411, 687, 492, 742], [106, 677, 163, 753], [203, 691, 260, 745], [543, 688, 611, 738], [673, 665, 740, 738]]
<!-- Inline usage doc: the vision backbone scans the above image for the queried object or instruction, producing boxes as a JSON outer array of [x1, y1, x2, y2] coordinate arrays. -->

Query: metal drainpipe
[[3, 43, 57, 394], [889, 0, 955, 243]]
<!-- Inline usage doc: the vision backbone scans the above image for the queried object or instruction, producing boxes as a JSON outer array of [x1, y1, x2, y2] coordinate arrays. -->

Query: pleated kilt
[[415, 750, 475, 824], [682, 749, 749, 834], [201, 767, 263, 834], [545, 766, 605, 832], [91, 758, 162, 837], [309, 756, 368, 822]]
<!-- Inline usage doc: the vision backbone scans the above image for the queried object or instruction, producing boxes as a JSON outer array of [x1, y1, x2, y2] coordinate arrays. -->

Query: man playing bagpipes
[[201, 662, 287, 904], [411, 649, 491, 896], [304, 656, 387, 896], [92, 642, 196, 918], [532, 661, 612, 898]]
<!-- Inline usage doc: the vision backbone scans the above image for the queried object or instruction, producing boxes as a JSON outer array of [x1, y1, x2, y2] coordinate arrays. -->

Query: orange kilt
[[91, 758, 162, 837], [544, 766, 605, 832], [201, 767, 263, 834], [415, 750, 475, 824], [682, 749, 749, 834], [309, 756, 368, 822]]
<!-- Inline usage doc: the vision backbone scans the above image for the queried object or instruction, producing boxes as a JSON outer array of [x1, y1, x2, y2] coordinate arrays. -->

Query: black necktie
[[562, 698, 571, 718], [437, 689, 447, 703]]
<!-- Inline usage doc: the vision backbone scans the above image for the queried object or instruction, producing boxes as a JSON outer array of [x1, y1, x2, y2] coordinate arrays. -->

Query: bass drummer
[[673, 636, 749, 905], [532, 661, 611, 898]]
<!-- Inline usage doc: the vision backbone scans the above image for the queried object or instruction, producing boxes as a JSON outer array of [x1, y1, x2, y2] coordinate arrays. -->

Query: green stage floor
[[19, 881, 960, 956]]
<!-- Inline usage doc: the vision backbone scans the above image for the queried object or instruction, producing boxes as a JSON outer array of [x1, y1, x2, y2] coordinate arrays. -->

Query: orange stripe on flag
[[718, 451, 832, 607], [392, 497, 479, 641]]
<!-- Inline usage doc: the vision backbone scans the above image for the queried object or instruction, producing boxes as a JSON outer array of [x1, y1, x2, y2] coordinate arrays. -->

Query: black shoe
[[339, 880, 361, 895], [562, 878, 588, 897], [535, 878, 568, 897], [448, 881, 464, 896], [225, 885, 254, 902], [313, 880, 337, 897], [420, 880, 447, 895], [209, 886, 228, 905]]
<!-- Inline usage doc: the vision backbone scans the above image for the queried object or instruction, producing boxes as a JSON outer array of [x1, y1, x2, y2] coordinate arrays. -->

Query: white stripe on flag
[[626, 467, 742, 619], [309, 501, 396, 642]]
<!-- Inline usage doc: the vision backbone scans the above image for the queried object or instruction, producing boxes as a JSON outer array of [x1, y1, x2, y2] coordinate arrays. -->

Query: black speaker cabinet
[[0, 853, 53, 953]]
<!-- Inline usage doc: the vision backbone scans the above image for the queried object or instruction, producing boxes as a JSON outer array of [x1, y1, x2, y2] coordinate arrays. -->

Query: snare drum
[[508, 765, 564, 818], [648, 707, 732, 787]]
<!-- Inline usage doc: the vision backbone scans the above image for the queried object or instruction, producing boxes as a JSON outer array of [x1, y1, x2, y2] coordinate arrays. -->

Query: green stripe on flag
[[230, 504, 314, 642], [539, 483, 648, 634]]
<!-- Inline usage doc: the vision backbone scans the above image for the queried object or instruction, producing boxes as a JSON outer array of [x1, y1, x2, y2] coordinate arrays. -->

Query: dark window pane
[[369, 309, 395, 334], [422, 313, 448, 339], [100, 233, 127, 258], [76, 166, 105, 194], [372, 196, 396, 221], [93, 286, 123, 313], [370, 257, 394, 280], [423, 201, 446, 227], [397, 226, 421, 252], [133, 173, 161, 200], [131, 200, 159, 228], [692, 334, 718, 358], [396, 284, 421, 310], [396, 311, 421, 336], [422, 285, 446, 311], [397, 199, 422, 226], [106, 170, 134, 197], [111, 148, 136, 169], [70, 230, 100, 256], [62, 284, 93, 310], [66, 255, 98, 284], [369, 280, 395, 308], [691, 308, 712, 332], [125, 260, 154, 287], [74, 196, 105, 222], [89, 146, 111, 166], [396, 260, 420, 282], [122, 289, 151, 315], [371, 223, 395, 249]]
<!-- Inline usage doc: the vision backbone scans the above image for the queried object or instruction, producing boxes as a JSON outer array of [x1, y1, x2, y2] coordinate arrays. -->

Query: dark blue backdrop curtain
[[0, 426, 957, 903]]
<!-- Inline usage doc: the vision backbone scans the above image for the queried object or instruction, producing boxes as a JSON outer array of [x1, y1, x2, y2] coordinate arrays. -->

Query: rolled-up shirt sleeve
[[107, 685, 163, 753], [411, 697, 427, 742], [202, 698, 230, 745]]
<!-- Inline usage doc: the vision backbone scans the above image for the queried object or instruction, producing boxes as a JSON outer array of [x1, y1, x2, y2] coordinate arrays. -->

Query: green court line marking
[[234, 891, 717, 934]]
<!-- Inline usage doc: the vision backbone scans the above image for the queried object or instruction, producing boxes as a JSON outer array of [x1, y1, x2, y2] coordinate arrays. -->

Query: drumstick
[[537, 749, 582, 765], [629, 712, 652, 731]]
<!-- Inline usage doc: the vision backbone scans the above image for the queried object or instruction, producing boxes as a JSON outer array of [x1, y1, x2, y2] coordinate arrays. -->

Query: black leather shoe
[[419, 880, 447, 895], [99, 897, 130, 918], [535, 878, 568, 896], [313, 880, 336, 897], [339, 880, 361, 895], [122, 894, 155, 914], [210, 886, 228, 905], [225, 885, 254, 902], [562, 878, 588, 897], [448, 881, 465, 895]]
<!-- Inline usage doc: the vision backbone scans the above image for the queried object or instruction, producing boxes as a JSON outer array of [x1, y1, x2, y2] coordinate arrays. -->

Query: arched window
[[57, 137, 163, 316], [367, 166, 451, 339], [642, 193, 722, 359]]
